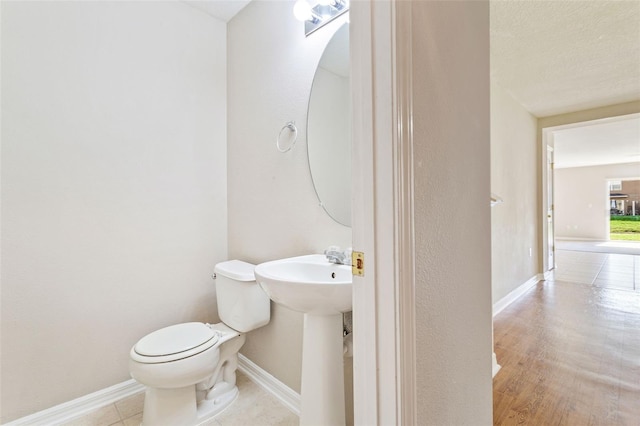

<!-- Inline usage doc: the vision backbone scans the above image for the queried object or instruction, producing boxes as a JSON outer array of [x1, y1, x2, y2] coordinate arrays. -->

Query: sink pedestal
[[300, 313, 345, 426], [253, 255, 351, 426]]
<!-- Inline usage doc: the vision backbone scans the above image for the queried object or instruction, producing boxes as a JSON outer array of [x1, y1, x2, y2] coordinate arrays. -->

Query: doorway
[[541, 113, 640, 272]]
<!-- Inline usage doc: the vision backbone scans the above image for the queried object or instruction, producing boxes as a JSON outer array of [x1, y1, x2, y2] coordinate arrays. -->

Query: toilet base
[[137, 329, 247, 426], [196, 386, 239, 422], [141, 386, 197, 426], [141, 382, 239, 426]]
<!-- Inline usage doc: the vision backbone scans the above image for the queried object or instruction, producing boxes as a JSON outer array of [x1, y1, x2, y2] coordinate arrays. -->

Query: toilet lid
[[134, 322, 219, 358]]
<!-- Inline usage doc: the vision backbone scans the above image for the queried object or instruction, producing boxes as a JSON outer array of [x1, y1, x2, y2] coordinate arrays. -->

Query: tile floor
[[62, 371, 298, 426], [552, 249, 640, 291]]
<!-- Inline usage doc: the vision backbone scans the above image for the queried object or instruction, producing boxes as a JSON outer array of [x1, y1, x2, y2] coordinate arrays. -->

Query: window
[[609, 180, 622, 191]]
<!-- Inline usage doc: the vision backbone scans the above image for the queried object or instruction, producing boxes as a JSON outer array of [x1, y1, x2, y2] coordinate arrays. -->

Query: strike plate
[[352, 251, 364, 277]]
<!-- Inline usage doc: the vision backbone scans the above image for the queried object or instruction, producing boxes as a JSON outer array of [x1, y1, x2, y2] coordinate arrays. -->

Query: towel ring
[[277, 121, 298, 153]]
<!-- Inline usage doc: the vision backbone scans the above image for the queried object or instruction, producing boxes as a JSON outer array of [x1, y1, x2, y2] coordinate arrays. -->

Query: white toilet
[[129, 260, 270, 426]]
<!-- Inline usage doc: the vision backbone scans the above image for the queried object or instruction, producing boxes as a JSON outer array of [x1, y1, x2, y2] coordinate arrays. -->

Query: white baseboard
[[5, 355, 299, 425], [492, 352, 501, 378], [493, 274, 543, 318], [238, 353, 301, 416], [491, 274, 543, 379], [555, 237, 602, 242], [4, 380, 145, 426]]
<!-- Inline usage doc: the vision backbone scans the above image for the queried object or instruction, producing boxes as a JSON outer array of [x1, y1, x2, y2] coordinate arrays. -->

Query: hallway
[[493, 250, 640, 424]]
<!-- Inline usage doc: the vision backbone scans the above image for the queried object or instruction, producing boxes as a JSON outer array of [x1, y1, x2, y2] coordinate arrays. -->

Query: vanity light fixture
[[293, 0, 349, 36]]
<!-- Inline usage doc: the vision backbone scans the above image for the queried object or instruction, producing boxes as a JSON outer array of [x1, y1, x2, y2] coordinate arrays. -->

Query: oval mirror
[[307, 23, 351, 227]]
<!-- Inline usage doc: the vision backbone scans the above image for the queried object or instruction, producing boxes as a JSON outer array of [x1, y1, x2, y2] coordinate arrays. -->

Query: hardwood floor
[[493, 251, 640, 425]]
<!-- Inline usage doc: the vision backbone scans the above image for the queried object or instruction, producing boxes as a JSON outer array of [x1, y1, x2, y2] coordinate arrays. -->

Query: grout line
[[591, 254, 608, 285], [635, 256, 638, 291], [113, 401, 125, 421]]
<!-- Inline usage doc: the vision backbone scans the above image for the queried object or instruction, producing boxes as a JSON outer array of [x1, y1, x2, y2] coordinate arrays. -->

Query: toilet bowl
[[129, 260, 270, 426]]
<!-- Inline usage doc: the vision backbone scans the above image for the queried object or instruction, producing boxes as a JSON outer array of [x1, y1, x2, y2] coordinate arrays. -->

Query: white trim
[[491, 274, 544, 378], [5, 356, 301, 426], [350, 1, 381, 425], [543, 111, 640, 133], [394, 1, 417, 424], [492, 352, 502, 378], [540, 112, 640, 273], [237, 353, 300, 416], [556, 237, 610, 242], [352, 1, 405, 424], [546, 145, 555, 271], [540, 133, 554, 274], [492, 274, 543, 318], [351, 1, 417, 423], [5, 355, 300, 426], [4, 380, 144, 426]]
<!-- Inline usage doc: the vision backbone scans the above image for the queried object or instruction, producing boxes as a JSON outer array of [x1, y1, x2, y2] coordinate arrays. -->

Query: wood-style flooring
[[493, 250, 640, 425]]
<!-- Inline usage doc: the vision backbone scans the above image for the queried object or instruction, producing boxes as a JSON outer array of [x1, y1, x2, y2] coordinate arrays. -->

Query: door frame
[[351, 1, 417, 424], [540, 112, 640, 274], [541, 128, 556, 275], [546, 144, 555, 271]]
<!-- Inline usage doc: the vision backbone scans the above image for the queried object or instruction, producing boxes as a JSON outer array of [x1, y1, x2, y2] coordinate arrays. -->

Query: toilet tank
[[214, 260, 270, 333]]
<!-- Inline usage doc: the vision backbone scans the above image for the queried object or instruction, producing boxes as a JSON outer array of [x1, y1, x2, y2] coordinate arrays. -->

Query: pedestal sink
[[254, 254, 352, 426]]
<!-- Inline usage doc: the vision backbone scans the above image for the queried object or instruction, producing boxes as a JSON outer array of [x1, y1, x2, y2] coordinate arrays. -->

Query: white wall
[[0, 2, 227, 422], [491, 82, 539, 302], [411, 2, 493, 423], [227, 0, 351, 394], [555, 162, 640, 240]]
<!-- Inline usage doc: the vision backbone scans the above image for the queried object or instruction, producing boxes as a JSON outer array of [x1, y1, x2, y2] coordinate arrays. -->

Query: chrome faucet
[[324, 246, 352, 266]]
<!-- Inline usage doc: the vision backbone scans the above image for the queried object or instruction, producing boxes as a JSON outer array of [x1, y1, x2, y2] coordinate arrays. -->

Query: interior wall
[[490, 82, 539, 303], [1, 2, 227, 422], [555, 162, 640, 240], [227, 0, 351, 395], [411, 2, 493, 423]]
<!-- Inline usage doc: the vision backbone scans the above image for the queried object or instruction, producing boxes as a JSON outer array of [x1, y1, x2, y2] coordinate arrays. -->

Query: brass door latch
[[352, 251, 364, 277]]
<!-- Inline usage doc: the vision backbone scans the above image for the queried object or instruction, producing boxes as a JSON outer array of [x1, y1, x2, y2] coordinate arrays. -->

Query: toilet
[[129, 260, 270, 426]]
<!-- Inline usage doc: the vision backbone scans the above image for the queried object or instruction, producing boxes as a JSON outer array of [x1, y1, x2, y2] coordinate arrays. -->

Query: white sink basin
[[254, 254, 352, 315]]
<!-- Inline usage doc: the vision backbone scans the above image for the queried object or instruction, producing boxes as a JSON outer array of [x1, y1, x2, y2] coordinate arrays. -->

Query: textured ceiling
[[491, 1, 640, 118]]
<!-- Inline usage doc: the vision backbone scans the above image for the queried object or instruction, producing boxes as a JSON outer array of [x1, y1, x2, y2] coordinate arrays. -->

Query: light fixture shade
[[293, 0, 313, 22]]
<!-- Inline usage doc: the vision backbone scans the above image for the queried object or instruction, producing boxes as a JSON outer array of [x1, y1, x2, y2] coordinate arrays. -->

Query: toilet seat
[[131, 322, 221, 364]]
